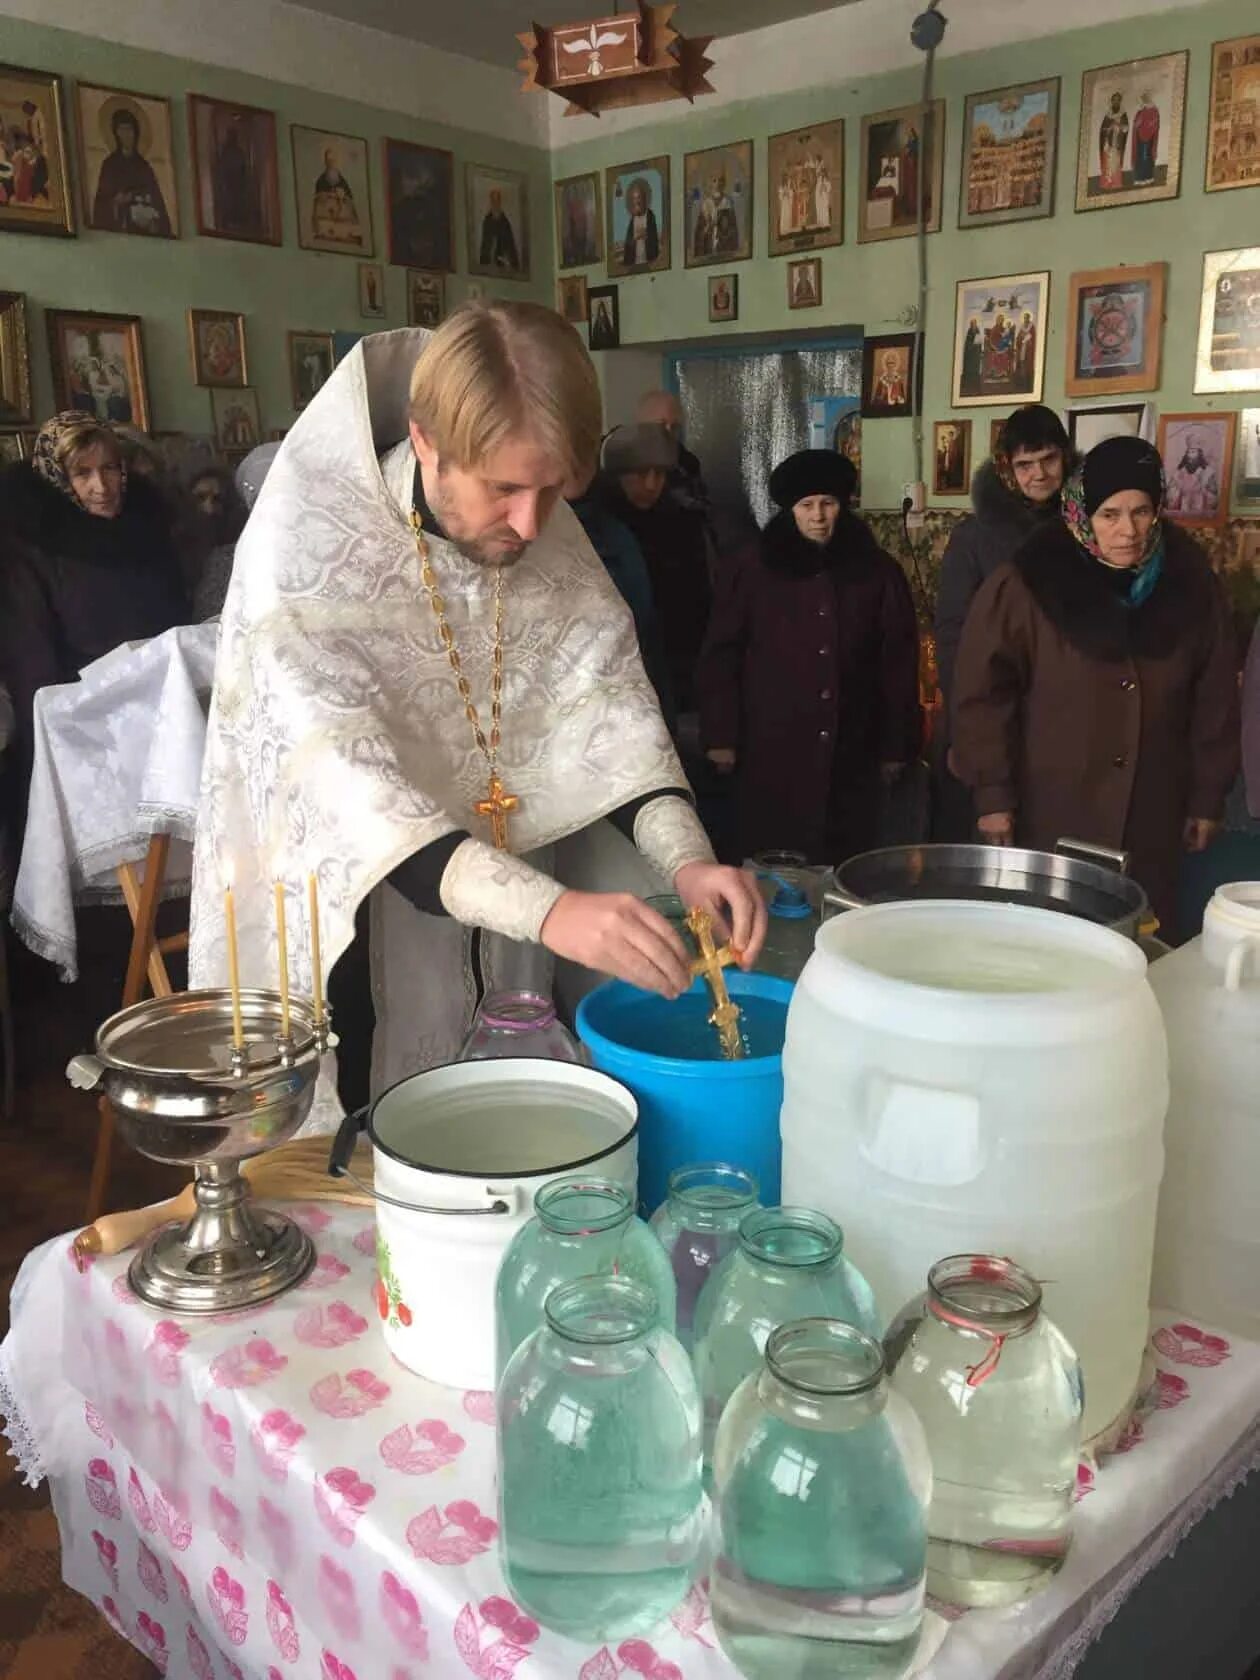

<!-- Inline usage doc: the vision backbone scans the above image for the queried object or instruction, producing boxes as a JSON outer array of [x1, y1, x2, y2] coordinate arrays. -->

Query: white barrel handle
[[1224, 936, 1260, 992]]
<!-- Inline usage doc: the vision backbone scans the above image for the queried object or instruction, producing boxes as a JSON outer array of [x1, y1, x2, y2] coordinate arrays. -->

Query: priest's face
[[410, 424, 566, 568]]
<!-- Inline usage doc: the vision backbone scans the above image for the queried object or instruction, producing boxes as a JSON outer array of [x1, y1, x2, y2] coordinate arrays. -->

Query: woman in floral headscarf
[[0, 412, 187, 802], [951, 435, 1239, 938]]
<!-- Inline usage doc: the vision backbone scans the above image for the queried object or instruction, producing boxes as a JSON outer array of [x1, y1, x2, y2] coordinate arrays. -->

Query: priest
[[188, 304, 764, 1122]]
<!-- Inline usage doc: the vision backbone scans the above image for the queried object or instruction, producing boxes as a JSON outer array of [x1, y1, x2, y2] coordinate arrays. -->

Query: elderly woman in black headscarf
[[697, 449, 922, 862], [0, 412, 187, 799], [952, 435, 1239, 938]]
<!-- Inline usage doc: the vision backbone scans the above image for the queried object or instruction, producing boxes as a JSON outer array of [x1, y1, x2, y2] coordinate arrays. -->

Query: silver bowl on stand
[[68, 989, 329, 1314]]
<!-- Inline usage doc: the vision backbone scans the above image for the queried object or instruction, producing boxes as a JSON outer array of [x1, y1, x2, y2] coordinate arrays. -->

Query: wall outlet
[[902, 480, 926, 515]]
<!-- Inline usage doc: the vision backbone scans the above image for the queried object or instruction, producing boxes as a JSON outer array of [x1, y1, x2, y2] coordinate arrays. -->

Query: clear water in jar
[[889, 1309, 1081, 1607], [500, 1319, 704, 1639], [712, 1407, 925, 1678]]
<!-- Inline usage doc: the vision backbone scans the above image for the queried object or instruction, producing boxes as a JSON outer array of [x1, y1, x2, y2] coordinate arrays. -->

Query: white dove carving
[[561, 22, 628, 76]]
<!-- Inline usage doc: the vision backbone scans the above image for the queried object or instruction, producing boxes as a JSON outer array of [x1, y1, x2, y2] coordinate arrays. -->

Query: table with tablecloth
[[2, 1200, 1257, 1680], [11, 622, 219, 981]]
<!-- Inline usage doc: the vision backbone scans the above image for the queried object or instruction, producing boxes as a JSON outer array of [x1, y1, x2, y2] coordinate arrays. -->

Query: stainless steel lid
[[96, 989, 318, 1079], [828, 842, 1148, 930]]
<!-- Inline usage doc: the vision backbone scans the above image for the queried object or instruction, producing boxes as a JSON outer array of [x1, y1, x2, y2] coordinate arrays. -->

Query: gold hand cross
[[475, 771, 519, 851], [685, 907, 745, 1061]]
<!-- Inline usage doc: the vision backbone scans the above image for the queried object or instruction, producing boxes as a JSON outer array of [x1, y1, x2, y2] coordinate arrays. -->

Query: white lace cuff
[[634, 795, 715, 880], [439, 838, 567, 944]]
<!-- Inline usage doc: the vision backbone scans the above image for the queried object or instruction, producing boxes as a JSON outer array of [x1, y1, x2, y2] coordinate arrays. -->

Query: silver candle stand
[[69, 989, 331, 1314]]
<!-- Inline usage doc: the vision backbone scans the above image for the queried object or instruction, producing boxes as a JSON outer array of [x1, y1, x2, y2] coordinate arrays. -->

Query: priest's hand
[[540, 891, 693, 999], [675, 861, 768, 969]]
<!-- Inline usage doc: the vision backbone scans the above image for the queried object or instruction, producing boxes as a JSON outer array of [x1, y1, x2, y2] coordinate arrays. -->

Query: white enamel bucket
[[331, 1058, 638, 1388]]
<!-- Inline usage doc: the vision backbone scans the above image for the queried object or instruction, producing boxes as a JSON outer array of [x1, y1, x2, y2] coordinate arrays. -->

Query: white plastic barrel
[[1148, 883, 1260, 1338], [780, 900, 1168, 1443]]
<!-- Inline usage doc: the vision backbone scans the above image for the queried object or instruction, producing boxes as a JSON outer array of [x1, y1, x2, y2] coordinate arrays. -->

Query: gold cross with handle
[[475, 771, 519, 851], [685, 907, 745, 1061]]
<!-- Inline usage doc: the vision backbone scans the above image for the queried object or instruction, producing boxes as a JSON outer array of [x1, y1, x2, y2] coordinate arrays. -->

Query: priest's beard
[[427, 470, 528, 570]]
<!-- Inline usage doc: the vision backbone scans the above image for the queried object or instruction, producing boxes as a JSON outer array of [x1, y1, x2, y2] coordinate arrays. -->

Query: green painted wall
[[0, 16, 554, 435], [557, 0, 1258, 512]]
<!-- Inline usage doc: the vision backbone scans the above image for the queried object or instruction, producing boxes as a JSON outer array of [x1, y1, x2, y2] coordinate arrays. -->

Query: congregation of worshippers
[[2, 0, 1260, 1097]]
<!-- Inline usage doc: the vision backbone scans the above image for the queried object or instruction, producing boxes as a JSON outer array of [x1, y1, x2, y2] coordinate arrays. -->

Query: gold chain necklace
[[410, 510, 518, 850]]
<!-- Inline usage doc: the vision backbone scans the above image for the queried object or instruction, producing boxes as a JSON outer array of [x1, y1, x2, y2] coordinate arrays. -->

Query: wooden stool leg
[[86, 1095, 116, 1223], [85, 834, 174, 1220]]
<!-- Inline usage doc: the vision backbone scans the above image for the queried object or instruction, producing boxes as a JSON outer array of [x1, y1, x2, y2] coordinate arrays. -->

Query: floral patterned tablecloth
[[2, 1202, 1258, 1680]]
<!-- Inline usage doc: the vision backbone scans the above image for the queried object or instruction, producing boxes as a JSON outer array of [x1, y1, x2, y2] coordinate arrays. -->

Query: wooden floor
[[0, 908, 182, 1679]]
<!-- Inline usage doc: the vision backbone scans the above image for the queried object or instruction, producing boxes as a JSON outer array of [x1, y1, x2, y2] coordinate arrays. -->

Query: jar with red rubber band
[[885, 1253, 1083, 1610]]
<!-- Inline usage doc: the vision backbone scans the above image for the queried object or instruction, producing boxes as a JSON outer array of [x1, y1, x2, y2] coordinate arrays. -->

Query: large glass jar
[[693, 1206, 881, 1473], [712, 1318, 930, 1680], [459, 990, 587, 1062], [495, 1176, 677, 1382], [649, 1163, 760, 1350], [884, 1254, 1084, 1608], [499, 1275, 705, 1640]]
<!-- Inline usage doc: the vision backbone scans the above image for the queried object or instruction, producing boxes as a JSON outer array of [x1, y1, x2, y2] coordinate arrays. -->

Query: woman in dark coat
[[0, 412, 188, 802], [698, 449, 922, 863], [952, 436, 1239, 940], [933, 404, 1075, 840]]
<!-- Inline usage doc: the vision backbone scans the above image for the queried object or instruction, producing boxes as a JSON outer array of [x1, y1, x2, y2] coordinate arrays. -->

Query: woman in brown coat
[[952, 435, 1239, 939]]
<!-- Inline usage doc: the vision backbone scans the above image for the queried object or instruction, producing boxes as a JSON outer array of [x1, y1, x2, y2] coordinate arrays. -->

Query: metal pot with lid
[[823, 838, 1155, 944]]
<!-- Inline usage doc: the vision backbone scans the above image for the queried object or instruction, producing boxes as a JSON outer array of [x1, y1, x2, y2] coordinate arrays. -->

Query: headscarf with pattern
[[1062, 439, 1166, 610], [29, 412, 127, 507]]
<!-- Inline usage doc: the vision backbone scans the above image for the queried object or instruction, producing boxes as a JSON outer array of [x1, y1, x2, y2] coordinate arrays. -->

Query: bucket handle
[[328, 1105, 513, 1217], [1055, 837, 1130, 875]]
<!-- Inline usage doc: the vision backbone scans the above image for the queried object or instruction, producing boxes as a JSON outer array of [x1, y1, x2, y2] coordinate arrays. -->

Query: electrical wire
[[911, 1, 944, 495]]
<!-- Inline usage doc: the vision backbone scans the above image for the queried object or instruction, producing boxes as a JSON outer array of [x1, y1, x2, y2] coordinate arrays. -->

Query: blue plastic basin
[[575, 971, 792, 1213]]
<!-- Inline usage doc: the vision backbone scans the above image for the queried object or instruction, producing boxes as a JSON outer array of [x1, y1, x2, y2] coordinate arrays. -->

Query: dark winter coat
[[951, 520, 1239, 938], [934, 461, 1066, 711], [594, 477, 712, 714], [0, 463, 188, 788], [697, 509, 922, 862]]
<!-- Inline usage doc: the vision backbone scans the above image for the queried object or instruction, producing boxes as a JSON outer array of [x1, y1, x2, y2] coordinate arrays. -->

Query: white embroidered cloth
[[188, 327, 684, 1025], [2, 1206, 1257, 1680], [11, 622, 219, 981]]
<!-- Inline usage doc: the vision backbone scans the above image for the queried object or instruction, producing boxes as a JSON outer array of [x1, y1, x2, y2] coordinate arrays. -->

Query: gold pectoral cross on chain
[[411, 510, 520, 853], [475, 771, 520, 852]]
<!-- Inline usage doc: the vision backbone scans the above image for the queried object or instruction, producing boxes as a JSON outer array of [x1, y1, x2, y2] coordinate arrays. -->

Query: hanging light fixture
[[516, 1, 715, 118]]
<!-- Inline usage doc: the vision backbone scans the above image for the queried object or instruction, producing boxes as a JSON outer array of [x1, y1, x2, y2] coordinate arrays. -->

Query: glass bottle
[[649, 1163, 760, 1350], [884, 1254, 1084, 1609], [712, 1318, 930, 1680], [458, 990, 587, 1063], [498, 1275, 705, 1641], [495, 1176, 677, 1382], [754, 871, 820, 983], [693, 1206, 881, 1474]]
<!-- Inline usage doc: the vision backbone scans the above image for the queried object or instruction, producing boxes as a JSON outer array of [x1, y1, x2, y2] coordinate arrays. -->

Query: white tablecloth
[[12, 623, 219, 980], [2, 1203, 1257, 1680]]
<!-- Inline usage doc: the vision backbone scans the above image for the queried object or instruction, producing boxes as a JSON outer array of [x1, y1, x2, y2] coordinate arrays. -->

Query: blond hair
[[408, 300, 603, 485]]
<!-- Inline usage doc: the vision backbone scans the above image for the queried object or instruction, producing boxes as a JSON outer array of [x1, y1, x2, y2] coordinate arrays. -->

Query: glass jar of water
[[712, 1318, 930, 1680], [495, 1176, 677, 1382], [649, 1163, 760, 1350], [459, 990, 587, 1062], [884, 1253, 1084, 1608], [499, 1275, 705, 1640], [693, 1206, 881, 1475]]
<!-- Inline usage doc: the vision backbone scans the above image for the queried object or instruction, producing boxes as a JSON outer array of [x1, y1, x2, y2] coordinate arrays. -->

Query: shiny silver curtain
[[674, 345, 862, 547]]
